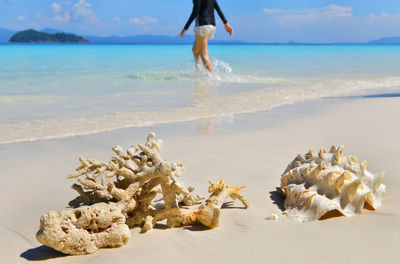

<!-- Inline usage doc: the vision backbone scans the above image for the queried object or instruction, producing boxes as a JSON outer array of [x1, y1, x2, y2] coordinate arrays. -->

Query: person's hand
[[225, 23, 233, 36], [180, 29, 186, 38]]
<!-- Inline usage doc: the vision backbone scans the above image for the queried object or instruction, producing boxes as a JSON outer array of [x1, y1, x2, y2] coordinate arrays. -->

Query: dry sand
[[1, 95, 399, 264]]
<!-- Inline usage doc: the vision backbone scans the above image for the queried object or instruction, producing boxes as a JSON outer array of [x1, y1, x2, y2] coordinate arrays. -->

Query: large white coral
[[36, 133, 248, 255], [281, 146, 385, 222], [36, 203, 130, 255]]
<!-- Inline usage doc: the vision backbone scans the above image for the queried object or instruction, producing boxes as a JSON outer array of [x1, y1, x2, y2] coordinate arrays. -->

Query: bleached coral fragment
[[36, 203, 130, 255], [37, 133, 248, 255], [281, 145, 386, 222], [194, 179, 249, 228]]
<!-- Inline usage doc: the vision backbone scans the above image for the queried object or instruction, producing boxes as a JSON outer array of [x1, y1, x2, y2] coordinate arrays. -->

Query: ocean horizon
[[3, 42, 400, 46]]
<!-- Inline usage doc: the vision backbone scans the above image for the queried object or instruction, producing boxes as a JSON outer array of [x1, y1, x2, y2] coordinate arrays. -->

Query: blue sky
[[1, 0, 400, 42]]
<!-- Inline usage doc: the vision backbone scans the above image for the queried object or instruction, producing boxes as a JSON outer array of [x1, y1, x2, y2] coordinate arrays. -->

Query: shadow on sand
[[183, 225, 210, 232], [331, 92, 400, 100], [361, 92, 400, 98], [269, 187, 285, 212], [20, 245, 67, 261], [221, 201, 247, 209]]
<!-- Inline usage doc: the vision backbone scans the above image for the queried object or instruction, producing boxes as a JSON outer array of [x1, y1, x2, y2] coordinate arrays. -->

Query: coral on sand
[[36, 133, 248, 255], [280, 145, 385, 222], [36, 203, 130, 255]]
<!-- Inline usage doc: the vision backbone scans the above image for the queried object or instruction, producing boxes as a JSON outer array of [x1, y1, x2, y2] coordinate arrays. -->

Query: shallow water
[[1, 44, 400, 144]]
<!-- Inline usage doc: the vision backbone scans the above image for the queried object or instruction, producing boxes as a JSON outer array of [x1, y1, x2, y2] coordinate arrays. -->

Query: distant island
[[9, 29, 89, 43], [2, 27, 400, 45], [368, 37, 400, 45]]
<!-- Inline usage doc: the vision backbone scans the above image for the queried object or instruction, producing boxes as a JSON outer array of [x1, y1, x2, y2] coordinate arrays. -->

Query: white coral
[[281, 146, 385, 222], [36, 133, 248, 255], [36, 203, 130, 255]]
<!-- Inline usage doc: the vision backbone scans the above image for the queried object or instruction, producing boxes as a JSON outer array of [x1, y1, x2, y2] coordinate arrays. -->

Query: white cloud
[[272, 4, 353, 22], [128, 16, 158, 25], [51, 2, 62, 13], [227, 4, 400, 43], [52, 12, 71, 22], [264, 8, 282, 14], [39, 0, 96, 25], [323, 5, 353, 18], [71, 0, 97, 23], [113, 17, 120, 22], [16, 15, 26, 21]]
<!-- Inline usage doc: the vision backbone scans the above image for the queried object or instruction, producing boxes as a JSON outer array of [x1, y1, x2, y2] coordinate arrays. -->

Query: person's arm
[[181, 0, 199, 38], [214, 0, 227, 24], [214, 0, 233, 35]]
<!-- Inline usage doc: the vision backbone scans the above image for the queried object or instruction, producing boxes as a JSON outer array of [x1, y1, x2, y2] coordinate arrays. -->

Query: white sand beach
[[1, 95, 399, 264]]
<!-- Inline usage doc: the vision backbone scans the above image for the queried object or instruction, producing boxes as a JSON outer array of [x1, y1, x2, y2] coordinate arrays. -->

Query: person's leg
[[192, 35, 201, 68], [192, 35, 201, 59], [197, 35, 212, 73]]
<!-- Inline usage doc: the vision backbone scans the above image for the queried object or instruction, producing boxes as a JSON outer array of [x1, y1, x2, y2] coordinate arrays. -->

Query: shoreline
[[0, 97, 331, 146], [2, 87, 400, 146], [1, 94, 399, 263]]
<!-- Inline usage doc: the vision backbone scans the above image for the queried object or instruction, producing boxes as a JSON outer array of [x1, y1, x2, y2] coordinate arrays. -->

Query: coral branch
[[194, 179, 249, 228], [36, 133, 248, 255]]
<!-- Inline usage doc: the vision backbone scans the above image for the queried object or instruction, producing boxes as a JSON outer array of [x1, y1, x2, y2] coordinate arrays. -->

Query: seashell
[[266, 213, 279, 221], [280, 145, 386, 222]]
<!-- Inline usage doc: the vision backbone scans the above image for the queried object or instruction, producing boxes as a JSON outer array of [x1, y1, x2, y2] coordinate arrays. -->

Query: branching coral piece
[[36, 133, 248, 255], [194, 179, 249, 228], [280, 145, 386, 222]]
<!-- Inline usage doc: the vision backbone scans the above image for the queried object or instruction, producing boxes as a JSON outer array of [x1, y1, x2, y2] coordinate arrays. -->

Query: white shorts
[[194, 25, 216, 40]]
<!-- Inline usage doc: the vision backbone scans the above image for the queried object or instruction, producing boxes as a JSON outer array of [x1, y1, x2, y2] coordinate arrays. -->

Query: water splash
[[194, 57, 243, 82], [124, 57, 281, 84], [212, 57, 233, 75]]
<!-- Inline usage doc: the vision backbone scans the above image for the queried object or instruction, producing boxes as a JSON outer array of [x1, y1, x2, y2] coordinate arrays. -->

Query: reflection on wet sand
[[193, 80, 216, 134]]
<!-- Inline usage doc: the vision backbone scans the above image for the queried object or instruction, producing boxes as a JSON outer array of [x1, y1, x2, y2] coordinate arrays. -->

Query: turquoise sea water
[[1, 44, 400, 144]]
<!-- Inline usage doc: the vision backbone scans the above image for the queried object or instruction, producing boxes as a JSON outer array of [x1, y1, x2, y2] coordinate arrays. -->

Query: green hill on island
[[9, 29, 89, 43]]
